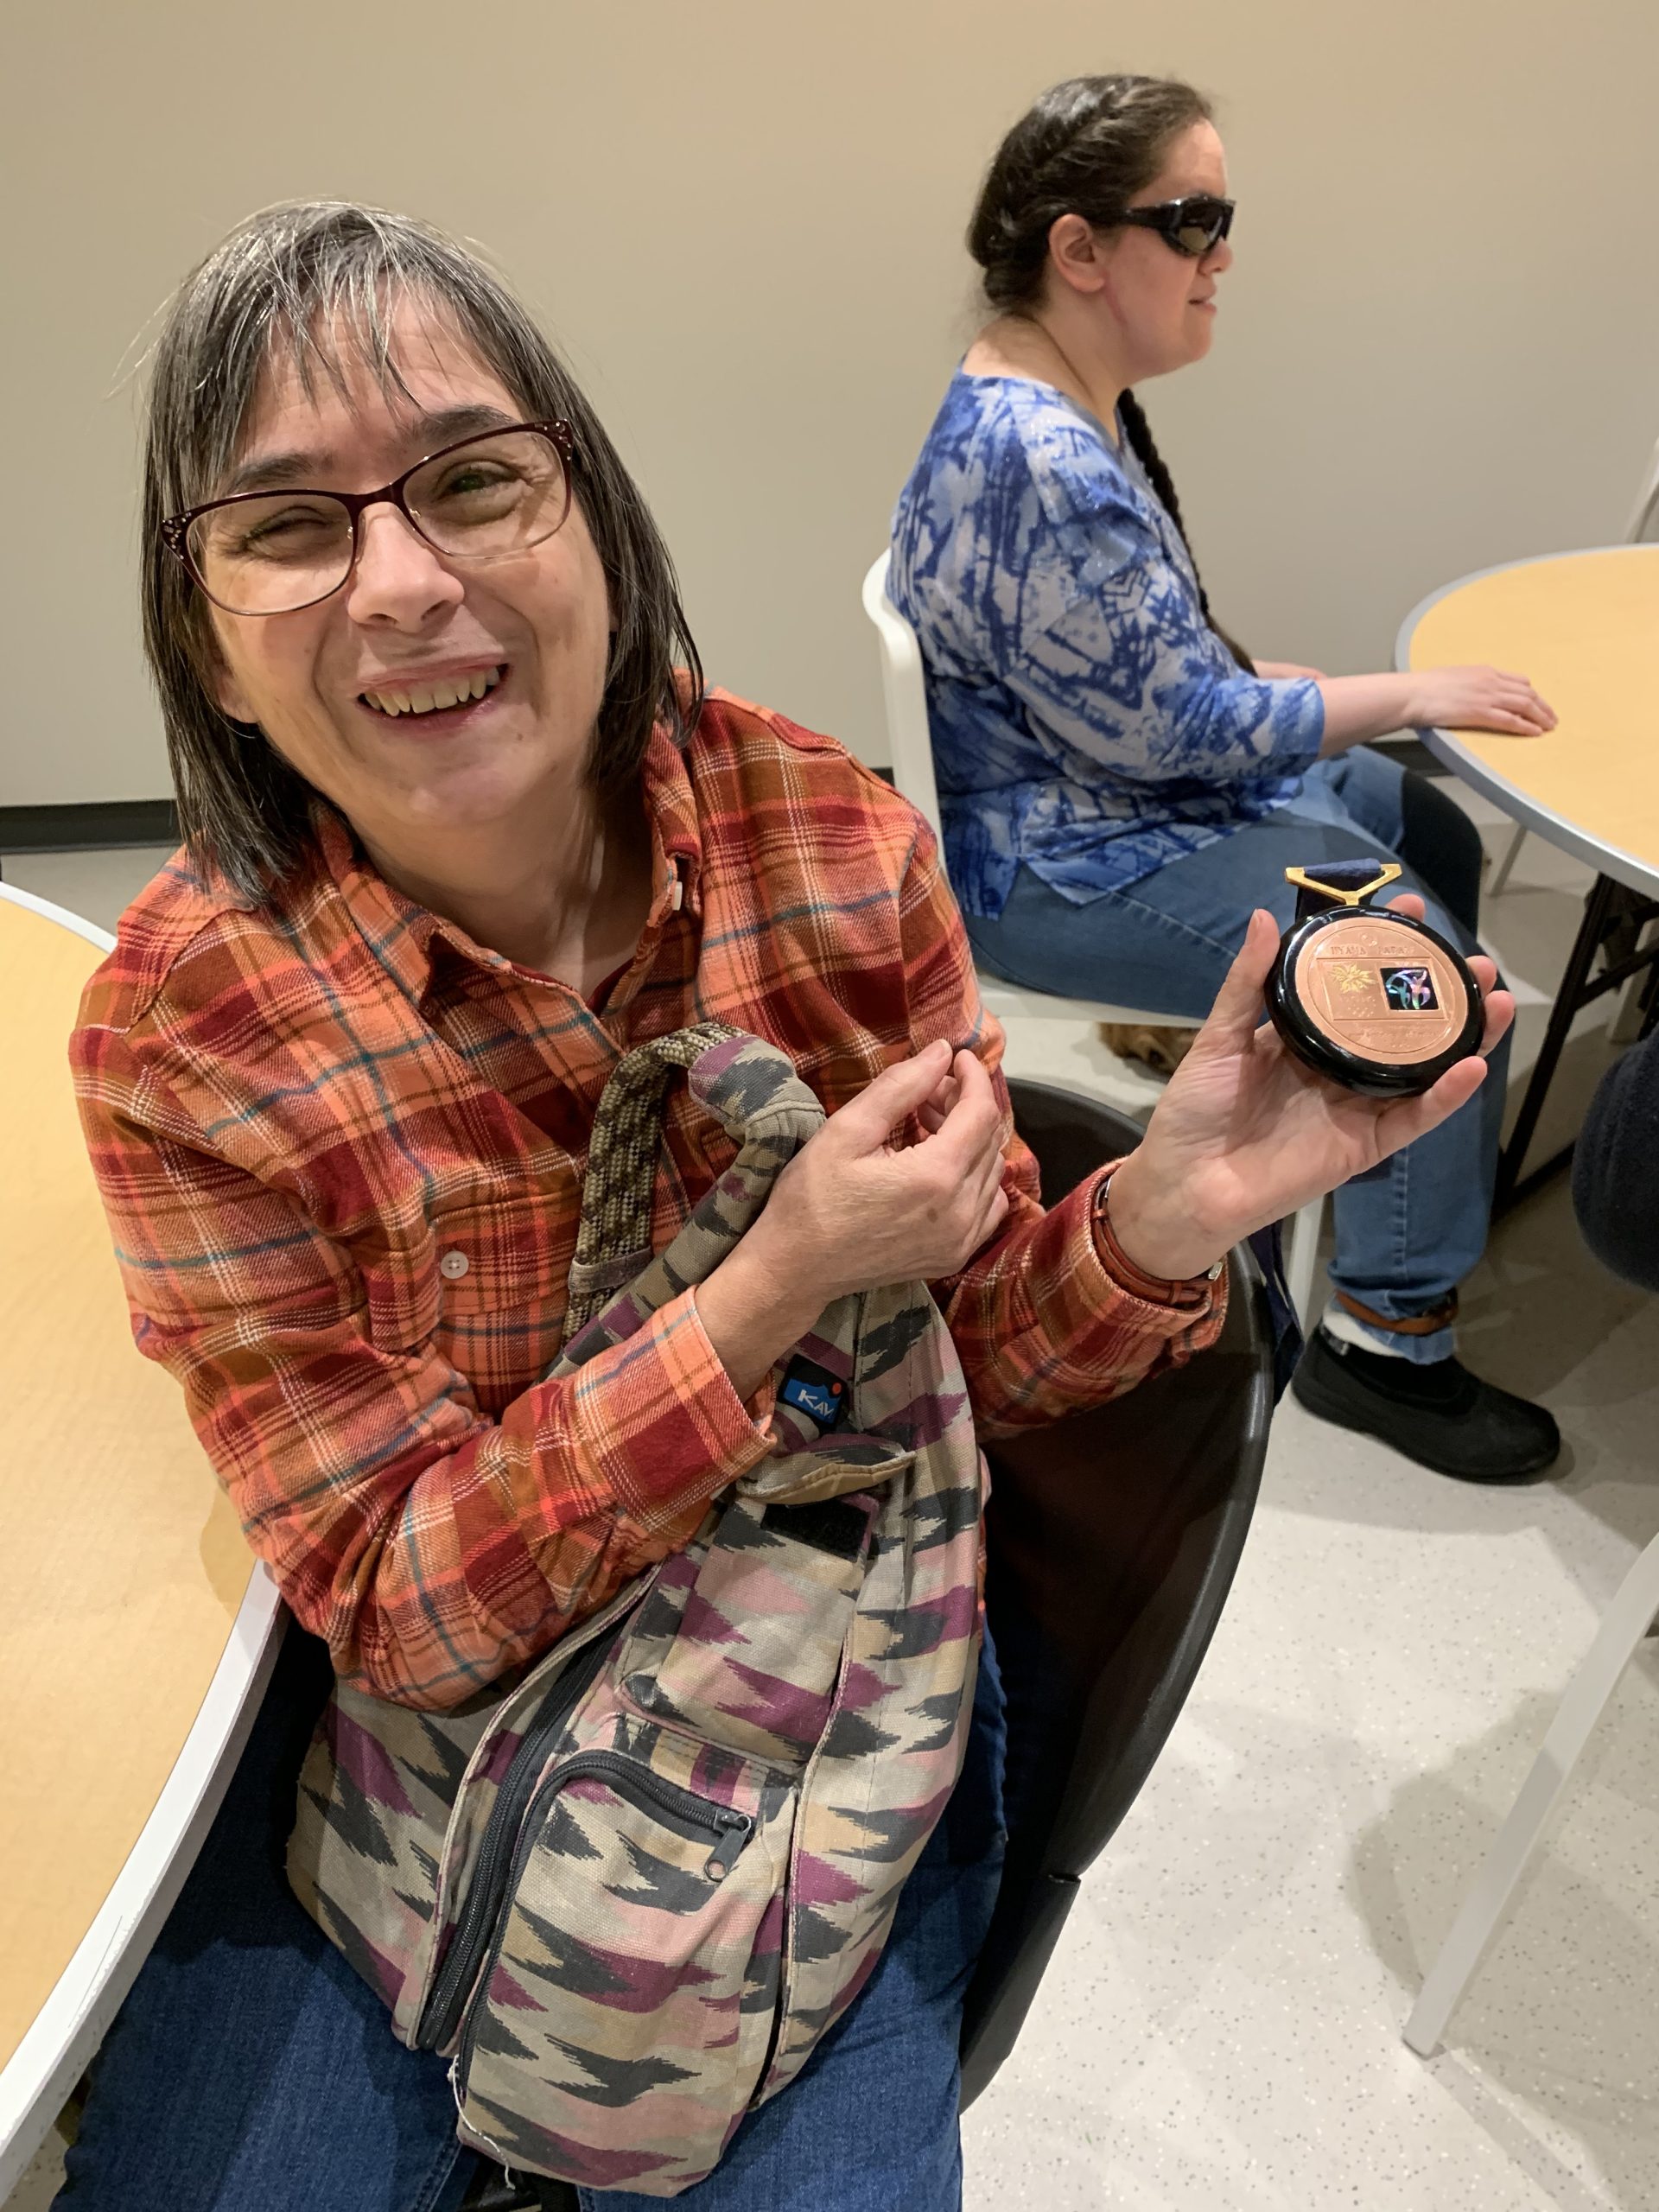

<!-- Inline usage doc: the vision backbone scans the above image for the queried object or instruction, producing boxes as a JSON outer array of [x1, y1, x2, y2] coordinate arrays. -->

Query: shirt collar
[[316, 721, 704, 1002]]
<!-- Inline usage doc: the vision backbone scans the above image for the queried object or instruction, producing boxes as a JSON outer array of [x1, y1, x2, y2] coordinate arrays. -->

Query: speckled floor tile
[[963, 1380, 1659, 2209]]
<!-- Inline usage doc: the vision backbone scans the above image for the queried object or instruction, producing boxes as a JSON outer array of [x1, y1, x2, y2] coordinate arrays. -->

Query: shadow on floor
[[1348, 1676, 1659, 2212]]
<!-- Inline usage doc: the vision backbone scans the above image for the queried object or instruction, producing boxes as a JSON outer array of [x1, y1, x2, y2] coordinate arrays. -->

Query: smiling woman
[[63, 195, 1519, 2212], [62, 196, 1215, 2212], [141, 203, 700, 914], [181, 309, 635, 977]]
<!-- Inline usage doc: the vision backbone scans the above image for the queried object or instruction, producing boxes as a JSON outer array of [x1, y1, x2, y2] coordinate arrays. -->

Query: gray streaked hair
[[140, 200, 702, 900]]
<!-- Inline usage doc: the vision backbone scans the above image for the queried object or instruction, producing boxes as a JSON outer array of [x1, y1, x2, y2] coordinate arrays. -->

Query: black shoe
[[1291, 1326, 1560, 1483]]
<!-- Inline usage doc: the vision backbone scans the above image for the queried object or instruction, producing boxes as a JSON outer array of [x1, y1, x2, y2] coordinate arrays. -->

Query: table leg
[[1639, 950, 1659, 1042], [1496, 876, 1617, 1210]]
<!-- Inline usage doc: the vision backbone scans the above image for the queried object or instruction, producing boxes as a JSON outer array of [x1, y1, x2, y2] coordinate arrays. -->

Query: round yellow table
[[0, 883, 284, 2194], [1397, 545, 1659, 1198], [1398, 544, 1659, 897]]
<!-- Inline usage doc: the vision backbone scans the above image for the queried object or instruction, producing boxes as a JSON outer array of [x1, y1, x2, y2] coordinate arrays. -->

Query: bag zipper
[[537, 1751, 753, 1880], [414, 1622, 621, 2052], [451, 1752, 754, 2098]]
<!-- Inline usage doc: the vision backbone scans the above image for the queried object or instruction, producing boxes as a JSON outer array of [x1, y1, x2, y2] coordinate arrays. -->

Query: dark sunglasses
[[1120, 194, 1235, 258]]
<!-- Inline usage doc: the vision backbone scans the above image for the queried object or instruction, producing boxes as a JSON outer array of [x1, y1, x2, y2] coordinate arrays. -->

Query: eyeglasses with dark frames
[[1119, 194, 1235, 259], [161, 418, 576, 617]]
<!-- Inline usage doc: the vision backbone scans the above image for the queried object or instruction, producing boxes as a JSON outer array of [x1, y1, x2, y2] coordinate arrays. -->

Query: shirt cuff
[[999, 1166, 1228, 1397], [580, 1285, 778, 1529], [1090, 1168, 1224, 1309], [1261, 673, 1326, 773]]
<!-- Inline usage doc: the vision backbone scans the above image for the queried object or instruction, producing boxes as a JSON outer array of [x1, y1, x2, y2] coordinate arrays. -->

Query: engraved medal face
[[1293, 916, 1468, 1067]]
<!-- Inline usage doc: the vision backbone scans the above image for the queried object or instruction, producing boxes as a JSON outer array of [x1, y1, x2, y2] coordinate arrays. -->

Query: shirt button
[[439, 1250, 470, 1281]]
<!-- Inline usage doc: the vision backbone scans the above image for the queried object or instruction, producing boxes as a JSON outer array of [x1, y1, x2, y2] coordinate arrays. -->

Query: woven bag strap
[[561, 1024, 823, 1347], [569, 1022, 741, 1300]]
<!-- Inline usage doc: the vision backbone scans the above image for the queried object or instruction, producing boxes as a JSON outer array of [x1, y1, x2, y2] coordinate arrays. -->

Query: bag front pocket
[[452, 1726, 796, 2193], [621, 1491, 878, 1769]]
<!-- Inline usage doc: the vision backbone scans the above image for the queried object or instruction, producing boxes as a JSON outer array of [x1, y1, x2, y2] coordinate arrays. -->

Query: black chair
[[958, 1077, 1272, 2105], [467, 1078, 1272, 2208]]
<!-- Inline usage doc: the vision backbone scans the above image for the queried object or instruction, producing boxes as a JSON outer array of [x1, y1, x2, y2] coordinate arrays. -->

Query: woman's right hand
[[753, 1041, 1010, 1301], [696, 1040, 1011, 1398], [1407, 663, 1556, 736]]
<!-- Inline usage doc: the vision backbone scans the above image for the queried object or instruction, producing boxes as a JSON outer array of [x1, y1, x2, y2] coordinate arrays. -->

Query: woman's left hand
[[1103, 898, 1513, 1282]]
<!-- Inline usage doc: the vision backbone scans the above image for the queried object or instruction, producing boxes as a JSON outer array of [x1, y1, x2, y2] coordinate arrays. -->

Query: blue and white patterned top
[[887, 371, 1325, 918]]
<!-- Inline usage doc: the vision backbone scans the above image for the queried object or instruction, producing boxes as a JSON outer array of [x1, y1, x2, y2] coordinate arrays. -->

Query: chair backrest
[[959, 1076, 1273, 2107], [861, 550, 944, 842], [1626, 434, 1659, 543]]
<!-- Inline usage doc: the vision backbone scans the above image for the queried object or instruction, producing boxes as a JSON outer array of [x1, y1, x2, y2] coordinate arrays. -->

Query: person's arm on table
[[999, 489, 1552, 767], [1253, 663, 1556, 750], [1312, 666, 1555, 756]]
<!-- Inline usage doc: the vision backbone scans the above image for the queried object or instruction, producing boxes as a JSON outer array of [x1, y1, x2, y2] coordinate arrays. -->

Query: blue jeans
[[58, 1620, 1007, 2212], [964, 748, 1510, 1363]]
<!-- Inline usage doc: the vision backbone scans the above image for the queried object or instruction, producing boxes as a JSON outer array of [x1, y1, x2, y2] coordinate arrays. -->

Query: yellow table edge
[[0, 882, 286, 2196]]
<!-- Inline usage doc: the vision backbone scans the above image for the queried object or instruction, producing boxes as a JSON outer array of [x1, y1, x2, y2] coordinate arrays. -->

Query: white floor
[[4, 799, 1656, 2211]]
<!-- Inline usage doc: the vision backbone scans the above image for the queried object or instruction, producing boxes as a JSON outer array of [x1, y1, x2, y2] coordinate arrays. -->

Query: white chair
[[1403, 1524, 1659, 2056], [1487, 430, 1659, 897], [861, 552, 1325, 1324], [1624, 429, 1659, 545]]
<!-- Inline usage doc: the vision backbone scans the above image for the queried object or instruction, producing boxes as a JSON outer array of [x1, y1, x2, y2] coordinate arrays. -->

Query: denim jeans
[[964, 748, 1509, 1363], [58, 1618, 1007, 2212]]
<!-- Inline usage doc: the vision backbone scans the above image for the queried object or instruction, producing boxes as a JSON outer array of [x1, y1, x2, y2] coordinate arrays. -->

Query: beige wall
[[4, 0, 1657, 808]]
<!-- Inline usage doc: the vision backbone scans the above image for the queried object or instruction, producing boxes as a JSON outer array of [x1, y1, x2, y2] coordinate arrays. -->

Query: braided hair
[[1119, 391, 1254, 671], [968, 75, 1254, 671]]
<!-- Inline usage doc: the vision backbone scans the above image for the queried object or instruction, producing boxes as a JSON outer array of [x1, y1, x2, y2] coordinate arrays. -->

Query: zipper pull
[[704, 1813, 753, 1882]]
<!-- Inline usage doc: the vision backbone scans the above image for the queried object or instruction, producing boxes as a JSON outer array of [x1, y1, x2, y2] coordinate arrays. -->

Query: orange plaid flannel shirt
[[72, 690, 1224, 1707]]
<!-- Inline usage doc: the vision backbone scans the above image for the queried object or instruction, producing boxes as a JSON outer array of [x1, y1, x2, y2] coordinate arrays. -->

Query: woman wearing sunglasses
[[888, 74, 1560, 1485]]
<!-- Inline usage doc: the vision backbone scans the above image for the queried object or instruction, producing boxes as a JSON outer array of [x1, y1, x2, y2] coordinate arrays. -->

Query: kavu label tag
[[777, 1353, 848, 1434]]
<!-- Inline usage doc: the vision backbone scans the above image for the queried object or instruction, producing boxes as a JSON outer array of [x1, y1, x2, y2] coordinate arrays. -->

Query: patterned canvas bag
[[287, 1025, 984, 2195]]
